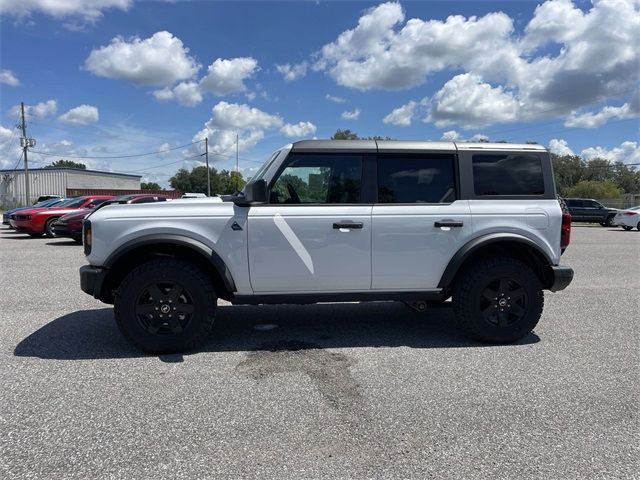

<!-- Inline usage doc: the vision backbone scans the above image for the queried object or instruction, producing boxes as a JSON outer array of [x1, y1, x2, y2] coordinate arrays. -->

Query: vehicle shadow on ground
[[46, 240, 81, 246], [14, 302, 539, 361]]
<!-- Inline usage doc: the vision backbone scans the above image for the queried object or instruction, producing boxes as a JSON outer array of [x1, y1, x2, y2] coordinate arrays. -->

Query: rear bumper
[[80, 265, 107, 299], [549, 266, 573, 292]]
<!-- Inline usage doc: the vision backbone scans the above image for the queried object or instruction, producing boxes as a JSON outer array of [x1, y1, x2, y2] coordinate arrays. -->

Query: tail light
[[624, 211, 638, 216], [561, 213, 571, 252]]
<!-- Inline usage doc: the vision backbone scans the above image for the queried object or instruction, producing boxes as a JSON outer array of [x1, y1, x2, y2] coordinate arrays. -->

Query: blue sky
[[1, 0, 638, 186]]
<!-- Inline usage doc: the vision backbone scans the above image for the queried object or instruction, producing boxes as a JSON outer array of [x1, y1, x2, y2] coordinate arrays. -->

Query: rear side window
[[377, 155, 456, 203], [473, 154, 544, 196]]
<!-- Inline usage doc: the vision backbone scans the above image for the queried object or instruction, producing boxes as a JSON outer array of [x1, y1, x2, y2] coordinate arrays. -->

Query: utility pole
[[19, 102, 36, 205], [235, 133, 239, 191], [204, 137, 210, 196]]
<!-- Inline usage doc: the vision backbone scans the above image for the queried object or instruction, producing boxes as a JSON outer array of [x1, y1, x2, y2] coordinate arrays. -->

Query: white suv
[[80, 140, 573, 353]]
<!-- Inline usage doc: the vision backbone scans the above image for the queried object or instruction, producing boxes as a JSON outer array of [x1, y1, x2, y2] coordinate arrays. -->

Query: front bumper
[[80, 265, 108, 299], [52, 222, 82, 240], [549, 266, 574, 292]]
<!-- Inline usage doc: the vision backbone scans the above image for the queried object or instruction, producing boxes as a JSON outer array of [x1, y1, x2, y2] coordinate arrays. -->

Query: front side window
[[378, 155, 456, 203], [473, 154, 544, 196], [270, 154, 362, 204]]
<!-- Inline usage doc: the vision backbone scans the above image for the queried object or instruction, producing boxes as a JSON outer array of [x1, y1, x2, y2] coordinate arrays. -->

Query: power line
[[30, 140, 203, 159]]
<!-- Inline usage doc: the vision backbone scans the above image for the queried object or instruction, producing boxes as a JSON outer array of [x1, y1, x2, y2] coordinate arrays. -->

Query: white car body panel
[[87, 200, 254, 294], [248, 205, 372, 292], [469, 199, 562, 264], [612, 207, 640, 229], [371, 201, 472, 290]]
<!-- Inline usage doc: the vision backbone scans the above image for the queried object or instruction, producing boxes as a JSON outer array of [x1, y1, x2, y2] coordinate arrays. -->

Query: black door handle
[[333, 222, 364, 229], [434, 220, 464, 228]]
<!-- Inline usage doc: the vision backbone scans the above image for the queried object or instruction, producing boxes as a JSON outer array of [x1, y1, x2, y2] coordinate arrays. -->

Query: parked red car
[[10, 196, 113, 237], [52, 194, 168, 242]]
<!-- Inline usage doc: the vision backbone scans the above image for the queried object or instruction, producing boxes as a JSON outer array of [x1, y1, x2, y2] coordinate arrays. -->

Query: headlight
[[83, 220, 92, 255]]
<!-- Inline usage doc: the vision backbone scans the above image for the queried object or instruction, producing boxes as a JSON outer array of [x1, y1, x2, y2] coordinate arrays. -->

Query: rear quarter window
[[472, 154, 544, 196]]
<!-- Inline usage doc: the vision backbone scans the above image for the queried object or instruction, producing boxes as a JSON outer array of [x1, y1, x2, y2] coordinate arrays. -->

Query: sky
[[0, 0, 638, 187]]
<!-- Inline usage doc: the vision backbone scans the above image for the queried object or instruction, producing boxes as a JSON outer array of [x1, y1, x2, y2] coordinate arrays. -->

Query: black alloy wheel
[[479, 278, 528, 328], [134, 282, 195, 335]]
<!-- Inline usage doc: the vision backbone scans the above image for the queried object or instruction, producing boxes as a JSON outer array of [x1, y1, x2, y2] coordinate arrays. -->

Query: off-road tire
[[452, 256, 543, 343], [44, 218, 58, 237], [114, 258, 217, 353]]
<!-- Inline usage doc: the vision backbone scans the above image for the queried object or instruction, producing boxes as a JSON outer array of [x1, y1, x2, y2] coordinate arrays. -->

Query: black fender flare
[[438, 233, 553, 289], [104, 234, 236, 293]]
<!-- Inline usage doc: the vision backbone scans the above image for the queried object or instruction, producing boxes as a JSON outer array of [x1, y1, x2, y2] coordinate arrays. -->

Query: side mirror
[[237, 179, 267, 205]]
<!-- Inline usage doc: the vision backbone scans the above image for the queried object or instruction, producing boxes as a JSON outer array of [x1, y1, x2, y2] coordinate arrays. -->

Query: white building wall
[[66, 171, 140, 190], [0, 169, 140, 207]]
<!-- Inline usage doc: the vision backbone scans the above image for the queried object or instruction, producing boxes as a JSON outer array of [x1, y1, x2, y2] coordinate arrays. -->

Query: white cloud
[[58, 104, 99, 125], [192, 102, 316, 157], [440, 130, 461, 141], [326, 94, 346, 103], [0, 0, 132, 27], [9, 99, 57, 120], [172, 82, 203, 107], [152, 87, 174, 102], [192, 102, 284, 154], [280, 121, 317, 138], [199, 57, 258, 96], [314, 0, 640, 128], [341, 108, 360, 120], [0, 69, 20, 86], [439, 130, 489, 142], [157, 143, 171, 157], [383, 100, 416, 126], [565, 92, 640, 128], [581, 141, 640, 165], [276, 62, 308, 82], [85, 31, 199, 86], [549, 138, 575, 156], [427, 74, 519, 128]]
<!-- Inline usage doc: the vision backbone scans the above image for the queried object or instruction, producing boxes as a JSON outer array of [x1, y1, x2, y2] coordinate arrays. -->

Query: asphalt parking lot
[[0, 225, 638, 479]]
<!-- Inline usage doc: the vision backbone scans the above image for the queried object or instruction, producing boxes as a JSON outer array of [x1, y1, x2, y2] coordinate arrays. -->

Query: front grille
[[14, 215, 31, 221]]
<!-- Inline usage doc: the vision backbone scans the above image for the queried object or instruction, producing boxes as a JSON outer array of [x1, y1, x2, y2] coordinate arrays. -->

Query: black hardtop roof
[[290, 139, 547, 153]]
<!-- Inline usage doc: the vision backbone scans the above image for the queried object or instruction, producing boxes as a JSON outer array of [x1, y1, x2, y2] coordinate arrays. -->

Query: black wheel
[[44, 217, 58, 237], [637, 222, 640, 231], [114, 258, 217, 353], [452, 257, 543, 343], [604, 215, 615, 227], [623, 226, 633, 231]]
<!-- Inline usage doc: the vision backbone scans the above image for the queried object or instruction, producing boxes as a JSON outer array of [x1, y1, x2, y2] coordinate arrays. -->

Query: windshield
[[61, 198, 86, 209], [34, 198, 63, 208], [249, 150, 280, 184]]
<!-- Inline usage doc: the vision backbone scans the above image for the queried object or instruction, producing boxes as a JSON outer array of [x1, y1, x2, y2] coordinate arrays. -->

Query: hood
[[59, 209, 91, 222], [89, 197, 235, 221]]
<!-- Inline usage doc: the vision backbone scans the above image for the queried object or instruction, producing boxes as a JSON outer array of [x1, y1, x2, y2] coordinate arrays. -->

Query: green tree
[[45, 159, 86, 169], [331, 129, 359, 140], [611, 162, 640, 193], [551, 154, 585, 195], [218, 170, 246, 194], [169, 166, 246, 195], [141, 182, 161, 190], [564, 180, 622, 199]]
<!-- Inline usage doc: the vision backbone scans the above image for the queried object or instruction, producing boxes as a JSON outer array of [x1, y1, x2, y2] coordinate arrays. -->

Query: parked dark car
[[36, 195, 62, 203], [564, 198, 618, 226], [53, 194, 168, 242]]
